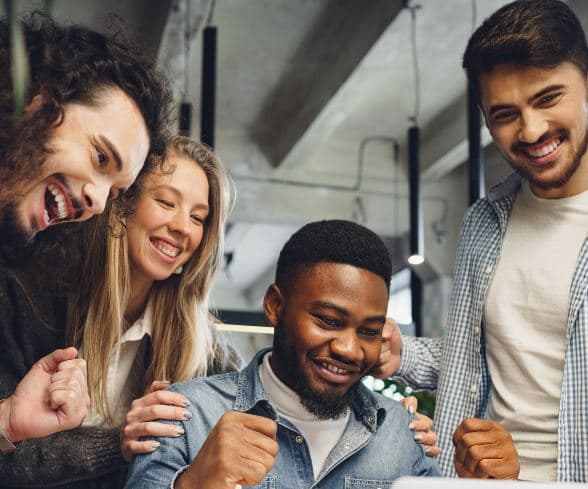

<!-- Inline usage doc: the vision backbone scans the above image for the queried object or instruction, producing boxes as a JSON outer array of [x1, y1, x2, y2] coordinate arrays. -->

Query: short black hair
[[0, 13, 172, 199], [275, 220, 392, 292], [463, 0, 588, 95]]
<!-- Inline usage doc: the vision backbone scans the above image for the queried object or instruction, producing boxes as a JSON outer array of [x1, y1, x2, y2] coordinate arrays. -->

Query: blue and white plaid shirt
[[396, 174, 588, 482]]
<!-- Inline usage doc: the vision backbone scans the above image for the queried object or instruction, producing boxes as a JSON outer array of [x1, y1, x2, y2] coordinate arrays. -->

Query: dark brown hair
[[463, 0, 588, 96], [0, 13, 172, 203]]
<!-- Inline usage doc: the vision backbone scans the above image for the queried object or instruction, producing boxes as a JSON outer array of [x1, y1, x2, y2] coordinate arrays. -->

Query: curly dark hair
[[463, 0, 588, 96], [0, 12, 172, 203], [276, 220, 392, 292]]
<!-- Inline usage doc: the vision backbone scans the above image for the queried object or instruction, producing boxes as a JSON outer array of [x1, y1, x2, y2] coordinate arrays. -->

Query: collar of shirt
[[488, 172, 522, 203], [120, 299, 154, 344]]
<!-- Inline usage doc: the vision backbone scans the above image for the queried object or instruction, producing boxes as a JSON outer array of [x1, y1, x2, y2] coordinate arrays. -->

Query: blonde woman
[[64, 136, 241, 485]]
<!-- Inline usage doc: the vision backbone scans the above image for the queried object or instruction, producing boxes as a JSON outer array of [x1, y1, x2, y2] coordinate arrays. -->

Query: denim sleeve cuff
[[170, 465, 189, 489], [396, 335, 417, 379]]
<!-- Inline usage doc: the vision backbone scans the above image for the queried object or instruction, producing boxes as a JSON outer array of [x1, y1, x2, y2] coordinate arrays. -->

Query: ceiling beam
[[250, 0, 404, 168]]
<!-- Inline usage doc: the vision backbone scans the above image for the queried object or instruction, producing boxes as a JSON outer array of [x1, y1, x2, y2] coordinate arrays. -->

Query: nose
[[330, 328, 364, 364], [81, 179, 111, 216], [168, 210, 190, 236], [518, 110, 548, 143]]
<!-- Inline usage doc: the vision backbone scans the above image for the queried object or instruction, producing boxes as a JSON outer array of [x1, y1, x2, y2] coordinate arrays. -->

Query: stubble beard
[[509, 128, 588, 192], [272, 321, 356, 420], [0, 202, 34, 249]]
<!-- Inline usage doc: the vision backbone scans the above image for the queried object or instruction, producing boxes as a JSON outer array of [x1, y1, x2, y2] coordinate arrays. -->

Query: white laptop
[[393, 477, 587, 488]]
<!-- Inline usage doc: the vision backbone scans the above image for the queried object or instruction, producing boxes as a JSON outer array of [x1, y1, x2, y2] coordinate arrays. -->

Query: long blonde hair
[[67, 135, 234, 424]]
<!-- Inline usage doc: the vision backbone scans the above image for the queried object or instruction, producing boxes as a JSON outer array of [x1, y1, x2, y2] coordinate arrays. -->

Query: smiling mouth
[[43, 183, 72, 224], [321, 362, 352, 375], [515, 133, 566, 166], [150, 238, 182, 258], [313, 357, 362, 385], [523, 136, 563, 158]]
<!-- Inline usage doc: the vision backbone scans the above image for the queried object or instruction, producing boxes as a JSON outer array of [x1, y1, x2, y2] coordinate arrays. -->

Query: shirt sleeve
[[394, 335, 444, 390], [0, 269, 128, 486], [0, 427, 127, 486]]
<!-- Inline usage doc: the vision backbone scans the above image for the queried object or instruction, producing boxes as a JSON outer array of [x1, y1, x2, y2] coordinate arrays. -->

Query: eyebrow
[[489, 84, 566, 116], [98, 135, 123, 172], [311, 301, 386, 324]]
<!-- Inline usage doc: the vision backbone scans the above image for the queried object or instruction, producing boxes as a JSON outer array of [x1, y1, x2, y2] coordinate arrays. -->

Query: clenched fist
[[0, 347, 90, 444], [176, 411, 279, 489], [453, 418, 520, 479]]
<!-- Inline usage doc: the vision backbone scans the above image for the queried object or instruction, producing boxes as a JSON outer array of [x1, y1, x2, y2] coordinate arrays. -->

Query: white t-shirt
[[484, 182, 588, 481], [259, 353, 350, 480]]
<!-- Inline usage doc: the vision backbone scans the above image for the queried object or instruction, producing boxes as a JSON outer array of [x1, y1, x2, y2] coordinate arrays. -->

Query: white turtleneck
[[259, 353, 350, 479]]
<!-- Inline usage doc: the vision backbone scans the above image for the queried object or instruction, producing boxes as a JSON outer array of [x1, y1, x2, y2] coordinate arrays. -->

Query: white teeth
[[47, 184, 68, 220], [322, 362, 347, 375], [153, 240, 181, 257], [44, 209, 50, 225], [528, 139, 560, 158]]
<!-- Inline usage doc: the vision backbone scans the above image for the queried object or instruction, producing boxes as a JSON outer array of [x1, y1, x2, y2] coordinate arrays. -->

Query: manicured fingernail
[[414, 432, 424, 441], [176, 426, 185, 436], [183, 410, 192, 420], [409, 422, 416, 430], [424, 446, 435, 457], [408, 405, 416, 415], [160, 380, 171, 385], [151, 441, 160, 449], [182, 398, 191, 407]]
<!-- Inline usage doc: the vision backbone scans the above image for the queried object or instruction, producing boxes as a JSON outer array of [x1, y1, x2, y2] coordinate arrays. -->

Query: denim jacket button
[[344, 442, 351, 450], [295, 435, 304, 444]]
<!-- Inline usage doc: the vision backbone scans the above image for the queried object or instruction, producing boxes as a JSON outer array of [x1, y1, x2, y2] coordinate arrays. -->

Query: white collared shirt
[[82, 302, 154, 427]]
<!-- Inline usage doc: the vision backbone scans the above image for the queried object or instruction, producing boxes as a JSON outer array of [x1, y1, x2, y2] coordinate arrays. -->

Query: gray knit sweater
[[0, 234, 242, 489]]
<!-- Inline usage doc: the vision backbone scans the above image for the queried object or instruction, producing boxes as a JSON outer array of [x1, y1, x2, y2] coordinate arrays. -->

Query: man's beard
[[272, 321, 356, 420], [0, 202, 34, 249], [509, 129, 588, 191]]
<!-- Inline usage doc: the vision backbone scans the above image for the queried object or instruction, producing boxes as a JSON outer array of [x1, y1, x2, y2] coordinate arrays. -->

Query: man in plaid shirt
[[375, 0, 588, 482]]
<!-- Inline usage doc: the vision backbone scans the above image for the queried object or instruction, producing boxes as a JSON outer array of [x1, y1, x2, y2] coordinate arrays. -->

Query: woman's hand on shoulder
[[402, 396, 440, 457], [120, 380, 192, 462]]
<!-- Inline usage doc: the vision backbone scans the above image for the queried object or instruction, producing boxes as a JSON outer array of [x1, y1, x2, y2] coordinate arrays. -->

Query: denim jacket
[[125, 349, 440, 489]]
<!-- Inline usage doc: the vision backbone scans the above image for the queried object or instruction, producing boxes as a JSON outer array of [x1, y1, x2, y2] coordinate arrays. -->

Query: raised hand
[[176, 411, 279, 489], [120, 380, 192, 462], [370, 317, 402, 378], [0, 347, 90, 443]]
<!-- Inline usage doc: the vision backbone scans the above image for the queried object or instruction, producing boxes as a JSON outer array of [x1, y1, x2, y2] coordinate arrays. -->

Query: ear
[[24, 94, 43, 117], [263, 284, 284, 328]]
